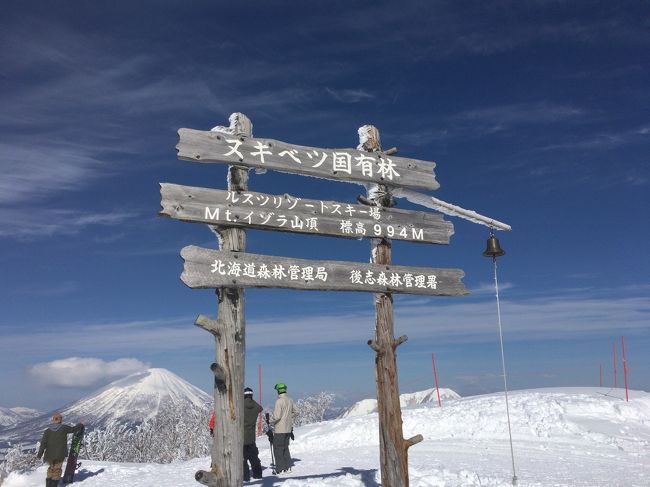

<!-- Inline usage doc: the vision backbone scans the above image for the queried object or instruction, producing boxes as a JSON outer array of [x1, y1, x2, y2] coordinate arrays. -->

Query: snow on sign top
[[176, 128, 440, 191]]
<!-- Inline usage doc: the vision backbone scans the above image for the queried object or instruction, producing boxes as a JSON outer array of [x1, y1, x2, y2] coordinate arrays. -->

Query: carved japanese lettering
[[177, 129, 440, 191], [180, 246, 467, 296], [160, 183, 454, 245]]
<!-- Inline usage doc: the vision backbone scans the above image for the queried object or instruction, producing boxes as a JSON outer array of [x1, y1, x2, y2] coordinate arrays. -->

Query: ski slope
[[5, 387, 649, 486]]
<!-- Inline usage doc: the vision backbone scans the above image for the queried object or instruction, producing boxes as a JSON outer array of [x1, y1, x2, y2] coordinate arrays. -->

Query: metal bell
[[483, 234, 505, 257]]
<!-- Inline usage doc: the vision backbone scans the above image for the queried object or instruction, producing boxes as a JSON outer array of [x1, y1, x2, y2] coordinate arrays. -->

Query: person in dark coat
[[36, 412, 83, 487], [243, 387, 263, 481]]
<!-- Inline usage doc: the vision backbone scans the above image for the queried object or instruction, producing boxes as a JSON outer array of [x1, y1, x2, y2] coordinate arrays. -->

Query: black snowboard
[[62, 425, 85, 484]]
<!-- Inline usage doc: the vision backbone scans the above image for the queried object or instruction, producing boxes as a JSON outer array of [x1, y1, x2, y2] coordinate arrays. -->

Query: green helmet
[[274, 383, 287, 393]]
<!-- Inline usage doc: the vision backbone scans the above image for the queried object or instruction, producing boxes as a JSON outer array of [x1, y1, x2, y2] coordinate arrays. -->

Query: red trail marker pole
[[622, 337, 629, 402], [431, 353, 442, 407], [599, 364, 602, 387], [613, 342, 617, 387]]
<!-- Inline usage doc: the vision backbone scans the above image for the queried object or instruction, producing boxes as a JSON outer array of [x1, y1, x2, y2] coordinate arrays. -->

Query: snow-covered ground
[[5, 387, 649, 486]]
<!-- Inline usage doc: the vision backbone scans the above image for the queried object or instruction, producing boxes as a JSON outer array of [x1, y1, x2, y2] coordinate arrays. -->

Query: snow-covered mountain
[[0, 407, 40, 429], [0, 368, 210, 447], [340, 387, 461, 418], [62, 367, 211, 423]]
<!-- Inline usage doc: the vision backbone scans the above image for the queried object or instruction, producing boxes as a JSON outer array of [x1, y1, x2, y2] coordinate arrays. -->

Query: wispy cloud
[[0, 317, 204, 358], [14, 281, 80, 298], [390, 102, 587, 146], [325, 88, 375, 104], [465, 281, 515, 296], [0, 141, 106, 205], [0, 23, 321, 206], [29, 357, 149, 388], [292, 2, 650, 62], [1, 290, 646, 361], [533, 123, 650, 152], [451, 102, 585, 135], [0, 208, 138, 240]]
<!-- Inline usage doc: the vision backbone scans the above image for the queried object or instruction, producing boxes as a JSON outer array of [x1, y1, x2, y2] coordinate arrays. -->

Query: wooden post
[[361, 125, 422, 487], [195, 113, 251, 487]]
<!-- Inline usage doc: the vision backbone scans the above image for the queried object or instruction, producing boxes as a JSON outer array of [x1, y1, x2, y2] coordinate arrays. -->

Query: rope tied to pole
[[492, 254, 518, 486]]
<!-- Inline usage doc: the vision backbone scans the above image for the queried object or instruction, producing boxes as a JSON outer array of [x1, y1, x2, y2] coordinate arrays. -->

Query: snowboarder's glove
[[290, 429, 295, 441], [266, 429, 274, 443]]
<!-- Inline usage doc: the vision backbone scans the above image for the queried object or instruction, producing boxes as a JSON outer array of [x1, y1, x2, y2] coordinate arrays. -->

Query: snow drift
[[340, 387, 460, 418]]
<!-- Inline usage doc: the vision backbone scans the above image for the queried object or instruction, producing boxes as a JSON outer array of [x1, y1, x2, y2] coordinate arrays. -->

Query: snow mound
[[340, 387, 460, 418]]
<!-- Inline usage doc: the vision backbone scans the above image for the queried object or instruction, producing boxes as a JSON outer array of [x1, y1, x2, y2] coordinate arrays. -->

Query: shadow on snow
[[249, 464, 380, 486], [67, 467, 105, 482]]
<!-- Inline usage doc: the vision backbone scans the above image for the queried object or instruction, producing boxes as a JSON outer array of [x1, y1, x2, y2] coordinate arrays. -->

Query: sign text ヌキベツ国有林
[[176, 128, 440, 191]]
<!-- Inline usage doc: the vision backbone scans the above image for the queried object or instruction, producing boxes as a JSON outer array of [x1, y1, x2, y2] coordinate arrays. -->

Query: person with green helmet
[[269, 382, 298, 474]]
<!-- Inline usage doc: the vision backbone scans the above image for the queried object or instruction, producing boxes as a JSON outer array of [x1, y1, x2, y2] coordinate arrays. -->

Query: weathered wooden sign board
[[180, 245, 468, 296], [177, 128, 440, 191], [160, 182, 454, 244], [163, 113, 504, 487]]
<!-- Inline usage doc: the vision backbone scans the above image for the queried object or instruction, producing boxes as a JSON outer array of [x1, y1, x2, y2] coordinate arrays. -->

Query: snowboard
[[62, 425, 85, 484]]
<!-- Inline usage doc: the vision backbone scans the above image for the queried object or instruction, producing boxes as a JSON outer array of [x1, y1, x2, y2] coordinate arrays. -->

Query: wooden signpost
[[162, 112, 508, 487]]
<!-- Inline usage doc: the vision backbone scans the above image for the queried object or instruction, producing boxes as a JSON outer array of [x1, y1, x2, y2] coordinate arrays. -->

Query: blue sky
[[1, 1, 648, 411]]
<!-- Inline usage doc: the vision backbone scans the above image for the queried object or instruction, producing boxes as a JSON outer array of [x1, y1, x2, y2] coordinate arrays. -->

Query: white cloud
[[29, 357, 149, 388]]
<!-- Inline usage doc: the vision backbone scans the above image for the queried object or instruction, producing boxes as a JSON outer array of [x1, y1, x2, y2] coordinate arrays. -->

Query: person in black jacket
[[36, 412, 83, 487], [243, 387, 263, 481]]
